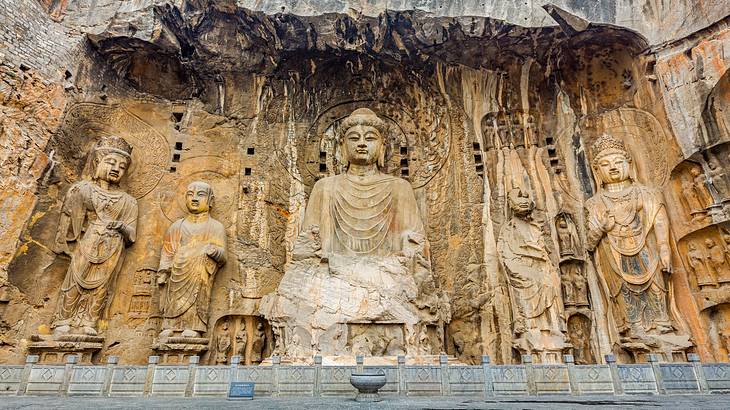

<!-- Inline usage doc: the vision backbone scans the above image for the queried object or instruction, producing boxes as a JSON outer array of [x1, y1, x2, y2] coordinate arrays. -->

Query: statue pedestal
[[623, 333, 693, 363], [28, 334, 104, 364], [152, 336, 209, 364]]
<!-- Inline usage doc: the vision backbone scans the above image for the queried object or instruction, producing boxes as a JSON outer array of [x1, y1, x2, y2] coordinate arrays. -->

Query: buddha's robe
[[159, 214, 226, 333], [53, 180, 138, 329], [586, 184, 672, 335]]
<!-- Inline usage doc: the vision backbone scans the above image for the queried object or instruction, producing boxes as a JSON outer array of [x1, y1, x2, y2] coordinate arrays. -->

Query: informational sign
[[228, 381, 255, 400]]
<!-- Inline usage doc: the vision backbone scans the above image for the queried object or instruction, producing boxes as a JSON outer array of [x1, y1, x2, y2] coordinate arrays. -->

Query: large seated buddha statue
[[261, 108, 450, 361]]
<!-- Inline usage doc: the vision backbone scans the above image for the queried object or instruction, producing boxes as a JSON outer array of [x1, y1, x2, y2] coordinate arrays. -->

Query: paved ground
[[1, 395, 729, 409]]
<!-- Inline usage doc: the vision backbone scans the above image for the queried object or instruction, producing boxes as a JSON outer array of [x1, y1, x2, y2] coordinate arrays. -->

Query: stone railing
[[2, 353, 729, 397]]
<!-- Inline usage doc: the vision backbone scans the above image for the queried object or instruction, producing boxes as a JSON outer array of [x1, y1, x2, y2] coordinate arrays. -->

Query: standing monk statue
[[52, 135, 138, 336], [586, 134, 691, 355], [158, 181, 227, 339]]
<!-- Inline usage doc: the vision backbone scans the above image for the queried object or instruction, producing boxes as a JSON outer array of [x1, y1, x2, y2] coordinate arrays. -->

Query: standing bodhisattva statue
[[157, 181, 226, 339], [52, 135, 138, 336], [586, 134, 690, 353]]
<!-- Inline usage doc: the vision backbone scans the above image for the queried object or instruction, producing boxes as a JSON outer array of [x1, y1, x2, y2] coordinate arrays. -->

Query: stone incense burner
[[350, 371, 387, 402]]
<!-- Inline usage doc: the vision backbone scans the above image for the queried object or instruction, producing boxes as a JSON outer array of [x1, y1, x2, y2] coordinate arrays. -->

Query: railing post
[[397, 355, 406, 396], [61, 354, 78, 396], [356, 355, 364, 373], [606, 354, 623, 395], [101, 356, 118, 397], [522, 355, 536, 395], [482, 355, 494, 398], [185, 355, 198, 397], [439, 354, 450, 396], [564, 354, 578, 395], [143, 355, 159, 397], [647, 353, 664, 394], [687, 353, 707, 394], [18, 355, 38, 396], [313, 355, 322, 397], [230, 355, 241, 385], [271, 356, 281, 397]]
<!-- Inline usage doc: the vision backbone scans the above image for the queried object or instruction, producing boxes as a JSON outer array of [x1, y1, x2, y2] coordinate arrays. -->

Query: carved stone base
[[28, 334, 104, 364], [622, 333, 693, 363], [152, 336, 209, 364], [514, 330, 571, 364]]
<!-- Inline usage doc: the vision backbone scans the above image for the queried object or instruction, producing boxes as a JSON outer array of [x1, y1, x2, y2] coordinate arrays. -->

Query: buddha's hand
[[598, 212, 615, 232], [205, 244, 223, 261], [157, 269, 169, 286], [106, 220, 124, 231]]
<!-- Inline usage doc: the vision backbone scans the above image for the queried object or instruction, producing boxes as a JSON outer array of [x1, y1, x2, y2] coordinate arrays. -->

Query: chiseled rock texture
[[0, 0, 728, 366]]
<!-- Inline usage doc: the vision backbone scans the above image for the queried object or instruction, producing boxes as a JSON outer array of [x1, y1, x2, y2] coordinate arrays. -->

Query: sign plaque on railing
[[228, 381, 255, 400]]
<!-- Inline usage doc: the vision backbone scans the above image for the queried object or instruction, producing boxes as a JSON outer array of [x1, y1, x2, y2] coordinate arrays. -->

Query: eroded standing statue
[[585, 134, 691, 356], [52, 135, 138, 336], [497, 187, 568, 362], [157, 181, 227, 339]]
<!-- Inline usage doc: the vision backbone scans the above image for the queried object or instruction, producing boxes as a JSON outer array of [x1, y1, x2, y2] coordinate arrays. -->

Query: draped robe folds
[[159, 215, 226, 333], [53, 181, 138, 329], [586, 185, 672, 335], [262, 172, 447, 357], [497, 217, 563, 336]]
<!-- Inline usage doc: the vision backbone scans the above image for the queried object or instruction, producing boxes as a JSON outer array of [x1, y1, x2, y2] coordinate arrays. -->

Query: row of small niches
[[1, 354, 729, 397]]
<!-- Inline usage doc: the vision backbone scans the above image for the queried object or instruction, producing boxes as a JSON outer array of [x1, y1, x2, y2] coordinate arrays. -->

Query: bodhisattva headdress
[[590, 133, 638, 186], [94, 135, 133, 160], [339, 108, 388, 169]]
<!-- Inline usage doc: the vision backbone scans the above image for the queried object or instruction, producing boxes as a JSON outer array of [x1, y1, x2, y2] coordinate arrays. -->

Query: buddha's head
[[93, 135, 133, 185], [185, 181, 214, 215], [340, 108, 387, 169], [507, 187, 534, 217], [591, 134, 633, 186]]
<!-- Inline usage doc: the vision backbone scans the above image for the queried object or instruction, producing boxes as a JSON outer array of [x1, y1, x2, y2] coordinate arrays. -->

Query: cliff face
[[0, 0, 728, 365]]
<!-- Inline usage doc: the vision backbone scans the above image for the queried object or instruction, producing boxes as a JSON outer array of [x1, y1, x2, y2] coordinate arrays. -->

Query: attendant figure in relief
[[497, 187, 567, 358], [157, 181, 227, 339], [52, 135, 138, 336], [586, 134, 690, 351], [687, 242, 715, 287], [705, 238, 730, 283], [236, 321, 248, 359], [251, 322, 266, 362], [215, 321, 231, 364]]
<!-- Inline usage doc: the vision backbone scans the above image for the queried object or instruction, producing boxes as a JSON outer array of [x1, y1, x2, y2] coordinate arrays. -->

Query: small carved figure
[[705, 238, 730, 283], [251, 322, 266, 362], [721, 233, 730, 283], [586, 134, 689, 350], [52, 135, 138, 336], [688, 242, 715, 287], [560, 262, 589, 307], [555, 213, 579, 259], [498, 187, 567, 355], [236, 321, 248, 358], [707, 154, 730, 202], [157, 181, 227, 339], [215, 321, 231, 364]]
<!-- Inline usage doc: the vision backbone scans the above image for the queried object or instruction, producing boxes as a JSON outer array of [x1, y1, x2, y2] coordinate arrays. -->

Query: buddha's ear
[[377, 143, 385, 169], [340, 144, 350, 169]]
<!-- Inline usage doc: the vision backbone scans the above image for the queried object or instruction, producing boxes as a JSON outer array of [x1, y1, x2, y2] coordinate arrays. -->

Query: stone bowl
[[350, 371, 387, 402]]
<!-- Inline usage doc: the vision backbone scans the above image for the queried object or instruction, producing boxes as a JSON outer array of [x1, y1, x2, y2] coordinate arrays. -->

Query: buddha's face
[[95, 152, 129, 184], [594, 152, 630, 184], [508, 188, 534, 216], [186, 182, 213, 214], [344, 124, 383, 166]]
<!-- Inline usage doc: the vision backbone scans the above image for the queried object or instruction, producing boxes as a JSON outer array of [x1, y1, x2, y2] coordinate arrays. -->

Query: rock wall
[[0, 0, 728, 365]]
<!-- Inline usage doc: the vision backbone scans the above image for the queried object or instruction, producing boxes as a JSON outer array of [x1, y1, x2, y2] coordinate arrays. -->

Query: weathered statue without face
[[52, 135, 138, 337], [497, 187, 567, 362], [261, 108, 449, 360], [586, 134, 691, 356], [157, 181, 226, 339]]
